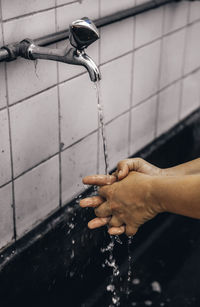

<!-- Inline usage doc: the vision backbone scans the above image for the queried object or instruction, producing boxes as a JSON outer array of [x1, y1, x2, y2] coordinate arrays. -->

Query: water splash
[[127, 236, 133, 296]]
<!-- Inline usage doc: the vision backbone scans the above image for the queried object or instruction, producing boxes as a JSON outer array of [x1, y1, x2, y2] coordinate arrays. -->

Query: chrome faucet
[[20, 17, 101, 82]]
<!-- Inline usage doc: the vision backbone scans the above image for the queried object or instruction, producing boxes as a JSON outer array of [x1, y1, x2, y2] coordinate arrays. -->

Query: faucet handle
[[69, 17, 99, 50]]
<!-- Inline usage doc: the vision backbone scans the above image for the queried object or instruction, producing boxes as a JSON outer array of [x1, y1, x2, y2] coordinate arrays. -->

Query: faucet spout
[[19, 17, 101, 82], [72, 50, 101, 82]]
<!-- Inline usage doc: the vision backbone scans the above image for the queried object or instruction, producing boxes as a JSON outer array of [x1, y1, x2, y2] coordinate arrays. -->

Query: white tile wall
[[60, 74, 98, 148], [157, 81, 181, 136], [189, 1, 200, 23], [100, 17, 134, 64], [181, 71, 200, 120], [184, 21, 200, 75], [3, 9, 56, 44], [160, 29, 185, 89], [0, 110, 12, 186], [57, 0, 77, 5], [163, 1, 189, 34], [6, 58, 57, 104], [133, 40, 161, 105], [61, 132, 97, 204], [135, 7, 163, 49], [10, 87, 59, 177], [130, 95, 157, 153], [0, 0, 200, 250], [15, 155, 59, 237], [100, 54, 132, 122], [0, 184, 13, 250], [1, 0, 55, 20], [100, 0, 135, 17]]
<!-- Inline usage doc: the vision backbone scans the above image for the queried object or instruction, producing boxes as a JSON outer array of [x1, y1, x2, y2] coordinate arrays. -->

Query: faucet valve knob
[[69, 17, 99, 50]]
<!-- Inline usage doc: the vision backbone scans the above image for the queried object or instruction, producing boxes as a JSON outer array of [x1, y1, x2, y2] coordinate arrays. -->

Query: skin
[[80, 158, 200, 236]]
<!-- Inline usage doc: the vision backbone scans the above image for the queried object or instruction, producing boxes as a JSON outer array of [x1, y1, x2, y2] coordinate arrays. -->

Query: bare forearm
[[163, 158, 200, 176], [153, 174, 200, 219]]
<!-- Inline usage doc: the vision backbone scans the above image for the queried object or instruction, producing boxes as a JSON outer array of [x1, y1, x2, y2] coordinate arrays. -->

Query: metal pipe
[[0, 0, 185, 62]]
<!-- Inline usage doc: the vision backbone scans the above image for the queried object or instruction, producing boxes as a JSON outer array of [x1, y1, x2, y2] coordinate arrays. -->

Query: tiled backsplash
[[0, 0, 200, 251]]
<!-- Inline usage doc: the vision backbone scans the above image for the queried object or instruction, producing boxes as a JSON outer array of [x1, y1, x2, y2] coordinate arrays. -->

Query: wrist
[[149, 176, 167, 214]]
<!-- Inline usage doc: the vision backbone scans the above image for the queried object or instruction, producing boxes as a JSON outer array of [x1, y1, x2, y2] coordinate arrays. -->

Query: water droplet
[[151, 281, 162, 293], [144, 300, 152, 306], [132, 278, 140, 285]]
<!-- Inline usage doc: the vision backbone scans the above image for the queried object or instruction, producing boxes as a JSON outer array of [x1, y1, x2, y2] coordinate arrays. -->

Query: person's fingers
[[108, 226, 125, 235], [98, 185, 112, 199], [82, 175, 117, 186], [117, 160, 130, 180], [94, 201, 112, 217], [125, 225, 138, 237], [80, 196, 104, 208], [108, 216, 123, 227], [88, 217, 111, 229]]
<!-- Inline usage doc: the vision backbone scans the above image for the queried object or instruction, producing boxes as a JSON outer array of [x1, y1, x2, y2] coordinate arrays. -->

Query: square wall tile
[[0, 184, 13, 250], [57, 0, 77, 5], [56, 0, 99, 32], [160, 29, 185, 89], [3, 9, 56, 44], [100, 17, 134, 64], [99, 113, 129, 173], [157, 81, 181, 137], [163, 1, 189, 34], [100, 0, 135, 17], [135, 6, 163, 49], [181, 71, 200, 120], [130, 95, 157, 154], [61, 132, 97, 205], [0, 110, 12, 186], [189, 1, 200, 23], [58, 39, 99, 83], [100, 53, 132, 122], [0, 63, 7, 109], [133, 40, 161, 105], [10, 87, 59, 177], [136, 0, 149, 4], [184, 22, 200, 75], [60, 74, 98, 148], [15, 155, 59, 238], [7, 57, 57, 104], [1, 0, 55, 20]]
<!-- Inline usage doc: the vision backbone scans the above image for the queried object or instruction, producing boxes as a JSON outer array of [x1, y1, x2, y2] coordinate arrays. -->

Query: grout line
[[0, 179, 12, 190], [177, 1, 190, 121], [55, 1, 62, 208], [96, 0, 101, 174], [128, 9, 136, 156], [154, 6, 165, 138], [0, 2, 17, 241], [14, 152, 60, 182]]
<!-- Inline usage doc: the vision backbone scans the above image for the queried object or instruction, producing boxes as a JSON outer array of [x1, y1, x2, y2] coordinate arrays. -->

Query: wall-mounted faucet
[[20, 17, 101, 82]]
